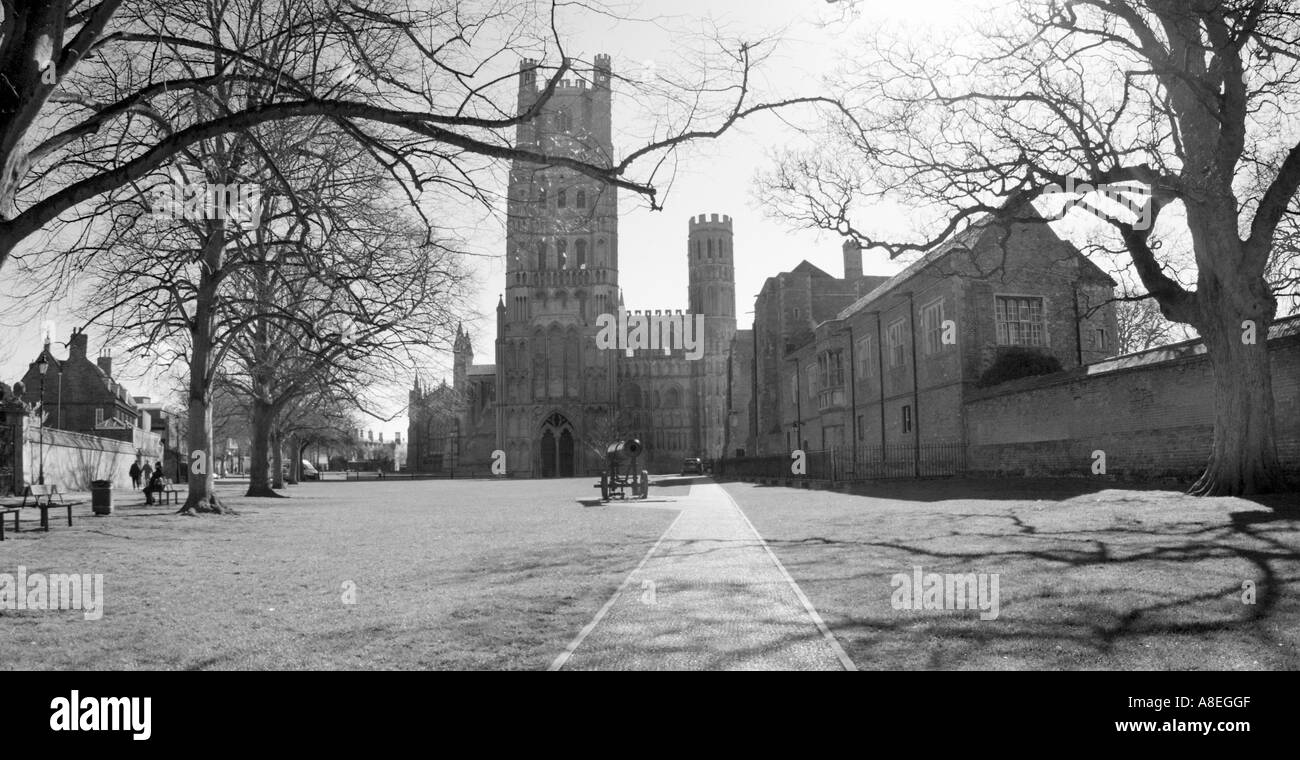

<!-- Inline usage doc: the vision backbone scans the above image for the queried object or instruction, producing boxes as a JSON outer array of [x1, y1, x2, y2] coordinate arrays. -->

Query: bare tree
[[0, 0, 831, 271], [762, 0, 1300, 495], [1116, 297, 1185, 354]]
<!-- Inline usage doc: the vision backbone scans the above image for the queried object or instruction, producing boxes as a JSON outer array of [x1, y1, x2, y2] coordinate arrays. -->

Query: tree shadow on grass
[[739, 487, 1300, 669]]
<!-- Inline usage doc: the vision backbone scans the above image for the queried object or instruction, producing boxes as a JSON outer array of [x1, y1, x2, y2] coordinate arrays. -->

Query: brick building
[[18, 329, 156, 454], [740, 203, 1120, 458]]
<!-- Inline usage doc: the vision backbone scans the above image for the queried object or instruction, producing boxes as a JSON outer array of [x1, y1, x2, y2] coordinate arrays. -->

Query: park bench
[[0, 505, 19, 541], [20, 484, 75, 532], [157, 478, 182, 505]]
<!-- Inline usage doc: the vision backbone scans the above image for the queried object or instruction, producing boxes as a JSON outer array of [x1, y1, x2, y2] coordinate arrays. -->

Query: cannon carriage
[[596, 438, 650, 501]]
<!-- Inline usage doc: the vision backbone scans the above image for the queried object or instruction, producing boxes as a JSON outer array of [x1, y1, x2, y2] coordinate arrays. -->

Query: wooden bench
[[20, 484, 74, 532], [157, 479, 182, 505], [0, 506, 19, 541]]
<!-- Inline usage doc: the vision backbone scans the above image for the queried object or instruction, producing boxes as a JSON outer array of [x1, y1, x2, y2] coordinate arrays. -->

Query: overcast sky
[[0, 0, 1005, 441]]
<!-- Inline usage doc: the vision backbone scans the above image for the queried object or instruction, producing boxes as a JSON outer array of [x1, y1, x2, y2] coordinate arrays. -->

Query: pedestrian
[[128, 460, 142, 489]]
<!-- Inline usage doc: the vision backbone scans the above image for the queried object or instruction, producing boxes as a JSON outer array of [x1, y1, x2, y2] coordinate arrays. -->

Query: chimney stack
[[69, 329, 89, 359], [97, 349, 112, 378], [842, 239, 863, 281]]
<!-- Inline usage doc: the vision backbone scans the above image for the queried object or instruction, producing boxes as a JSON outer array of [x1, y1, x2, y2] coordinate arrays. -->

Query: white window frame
[[887, 319, 906, 368], [921, 297, 945, 356], [994, 294, 1048, 348], [857, 336, 874, 378], [1093, 327, 1107, 350]]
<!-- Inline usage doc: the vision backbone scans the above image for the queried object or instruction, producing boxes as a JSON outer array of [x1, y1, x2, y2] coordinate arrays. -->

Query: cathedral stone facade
[[407, 56, 739, 477]]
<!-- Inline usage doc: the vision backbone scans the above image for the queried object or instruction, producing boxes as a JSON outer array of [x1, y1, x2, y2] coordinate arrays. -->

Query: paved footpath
[[551, 482, 856, 671]]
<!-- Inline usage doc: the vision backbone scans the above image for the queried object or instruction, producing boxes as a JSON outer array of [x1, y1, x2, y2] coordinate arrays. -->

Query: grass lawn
[[725, 479, 1300, 670], [0, 479, 676, 670]]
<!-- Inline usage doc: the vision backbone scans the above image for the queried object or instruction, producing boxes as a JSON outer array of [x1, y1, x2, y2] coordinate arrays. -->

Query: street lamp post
[[36, 353, 49, 485]]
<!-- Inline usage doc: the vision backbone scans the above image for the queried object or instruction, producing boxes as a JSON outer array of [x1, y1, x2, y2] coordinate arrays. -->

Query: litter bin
[[91, 480, 114, 515]]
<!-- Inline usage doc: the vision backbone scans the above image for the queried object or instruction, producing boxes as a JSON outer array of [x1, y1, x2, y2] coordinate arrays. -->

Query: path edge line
[[718, 482, 859, 672], [547, 506, 687, 671]]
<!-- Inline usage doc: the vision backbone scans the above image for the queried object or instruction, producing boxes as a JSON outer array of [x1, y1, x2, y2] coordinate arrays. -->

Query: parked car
[[681, 457, 704, 475], [300, 460, 320, 480]]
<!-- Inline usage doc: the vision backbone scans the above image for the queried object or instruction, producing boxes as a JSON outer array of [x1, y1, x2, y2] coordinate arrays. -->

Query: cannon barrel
[[605, 438, 643, 462]]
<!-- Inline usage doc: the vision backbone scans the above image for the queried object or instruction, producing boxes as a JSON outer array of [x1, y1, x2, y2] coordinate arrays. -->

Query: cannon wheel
[[600, 472, 610, 501], [637, 470, 649, 498]]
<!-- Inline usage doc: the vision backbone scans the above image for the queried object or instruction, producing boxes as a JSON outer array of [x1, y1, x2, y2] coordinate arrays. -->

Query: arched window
[[707, 238, 714, 257], [575, 190, 586, 209], [537, 186, 547, 206], [557, 189, 567, 208], [575, 239, 588, 269], [556, 110, 573, 132], [536, 240, 547, 270], [666, 386, 681, 408], [557, 238, 568, 269]]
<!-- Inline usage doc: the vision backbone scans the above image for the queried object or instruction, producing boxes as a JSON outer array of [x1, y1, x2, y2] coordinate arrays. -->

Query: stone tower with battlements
[[494, 55, 620, 477], [688, 214, 738, 459], [410, 58, 745, 477]]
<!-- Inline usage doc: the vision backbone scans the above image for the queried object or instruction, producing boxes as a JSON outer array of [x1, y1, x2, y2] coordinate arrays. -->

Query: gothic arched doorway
[[540, 429, 556, 477], [559, 429, 574, 478], [539, 412, 575, 477]]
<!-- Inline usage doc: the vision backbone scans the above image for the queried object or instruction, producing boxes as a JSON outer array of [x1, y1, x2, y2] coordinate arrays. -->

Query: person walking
[[128, 460, 142, 489]]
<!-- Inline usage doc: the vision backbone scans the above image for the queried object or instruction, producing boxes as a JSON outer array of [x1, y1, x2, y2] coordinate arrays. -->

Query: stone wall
[[963, 322, 1300, 478], [21, 422, 139, 491]]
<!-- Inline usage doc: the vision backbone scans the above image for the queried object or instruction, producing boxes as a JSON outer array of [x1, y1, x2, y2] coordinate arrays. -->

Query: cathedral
[[407, 56, 742, 477]]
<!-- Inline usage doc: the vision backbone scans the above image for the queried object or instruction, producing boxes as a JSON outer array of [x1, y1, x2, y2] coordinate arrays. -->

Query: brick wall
[[964, 328, 1300, 478]]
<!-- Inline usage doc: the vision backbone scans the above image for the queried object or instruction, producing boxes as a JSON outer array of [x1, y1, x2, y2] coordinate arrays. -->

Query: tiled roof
[[835, 215, 994, 321]]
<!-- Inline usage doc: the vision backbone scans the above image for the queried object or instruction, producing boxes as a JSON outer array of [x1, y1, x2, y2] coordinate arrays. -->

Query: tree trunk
[[286, 436, 300, 484], [271, 430, 285, 489], [180, 246, 230, 514], [1190, 303, 1288, 496], [245, 397, 279, 497]]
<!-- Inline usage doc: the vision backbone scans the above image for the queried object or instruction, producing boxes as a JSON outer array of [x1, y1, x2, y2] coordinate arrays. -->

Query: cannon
[[596, 438, 650, 501]]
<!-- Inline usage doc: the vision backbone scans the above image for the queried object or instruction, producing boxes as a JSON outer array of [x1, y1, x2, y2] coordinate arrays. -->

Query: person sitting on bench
[[144, 464, 165, 505]]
